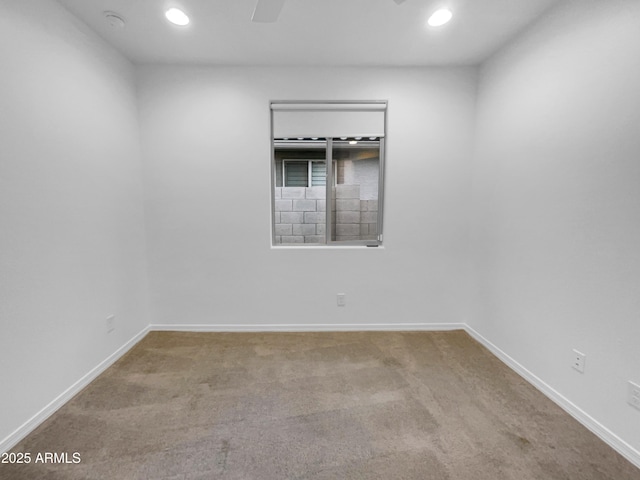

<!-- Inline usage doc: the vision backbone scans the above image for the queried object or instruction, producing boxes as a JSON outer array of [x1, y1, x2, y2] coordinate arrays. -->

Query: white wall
[[0, 0, 149, 448], [137, 66, 477, 329], [5, 0, 637, 465], [471, 0, 640, 456]]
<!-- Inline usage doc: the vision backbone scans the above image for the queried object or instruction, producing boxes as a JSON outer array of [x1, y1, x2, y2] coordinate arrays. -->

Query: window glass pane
[[274, 139, 327, 246], [284, 161, 308, 187], [311, 161, 326, 187], [331, 139, 380, 243]]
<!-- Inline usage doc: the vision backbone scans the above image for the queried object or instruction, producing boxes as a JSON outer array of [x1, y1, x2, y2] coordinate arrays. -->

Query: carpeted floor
[[2, 330, 639, 479]]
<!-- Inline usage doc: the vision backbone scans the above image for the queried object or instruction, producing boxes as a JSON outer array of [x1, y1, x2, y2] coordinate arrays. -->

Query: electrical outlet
[[628, 381, 640, 410], [106, 315, 115, 333], [337, 293, 346, 307], [572, 349, 586, 373]]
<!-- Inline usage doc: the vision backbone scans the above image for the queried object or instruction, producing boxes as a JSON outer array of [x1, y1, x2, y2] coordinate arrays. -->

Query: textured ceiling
[[56, 0, 561, 66]]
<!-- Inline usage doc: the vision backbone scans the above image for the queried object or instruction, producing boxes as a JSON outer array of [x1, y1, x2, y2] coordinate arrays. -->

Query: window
[[271, 101, 386, 246], [283, 160, 326, 187], [283, 161, 308, 187]]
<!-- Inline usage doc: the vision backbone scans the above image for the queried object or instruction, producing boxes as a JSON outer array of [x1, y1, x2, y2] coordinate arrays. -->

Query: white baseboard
[[0, 325, 150, 454], [464, 325, 640, 470], [150, 322, 467, 332]]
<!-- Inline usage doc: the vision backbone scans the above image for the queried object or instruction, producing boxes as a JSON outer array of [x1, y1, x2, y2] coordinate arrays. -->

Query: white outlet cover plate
[[572, 349, 586, 373], [106, 315, 115, 333]]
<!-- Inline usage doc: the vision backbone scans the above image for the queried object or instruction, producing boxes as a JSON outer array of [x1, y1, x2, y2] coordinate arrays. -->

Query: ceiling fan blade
[[252, 0, 286, 23]]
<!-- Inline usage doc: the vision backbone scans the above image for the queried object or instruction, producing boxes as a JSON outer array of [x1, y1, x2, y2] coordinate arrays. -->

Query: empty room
[[1, 0, 639, 478]]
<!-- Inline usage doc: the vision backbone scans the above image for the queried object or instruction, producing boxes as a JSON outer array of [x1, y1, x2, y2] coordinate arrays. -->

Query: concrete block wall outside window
[[274, 187, 325, 244], [332, 185, 378, 242], [274, 186, 377, 244]]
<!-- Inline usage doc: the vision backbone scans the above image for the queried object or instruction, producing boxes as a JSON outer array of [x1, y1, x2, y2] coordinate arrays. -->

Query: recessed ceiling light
[[349, 140, 358, 145], [165, 8, 190, 26], [428, 8, 453, 27]]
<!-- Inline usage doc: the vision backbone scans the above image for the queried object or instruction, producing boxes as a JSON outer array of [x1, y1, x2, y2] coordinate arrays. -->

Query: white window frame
[[270, 100, 387, 247]]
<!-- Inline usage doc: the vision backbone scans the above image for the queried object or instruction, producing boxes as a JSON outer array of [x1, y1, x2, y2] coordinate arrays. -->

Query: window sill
[[270, 244, 384, 250]]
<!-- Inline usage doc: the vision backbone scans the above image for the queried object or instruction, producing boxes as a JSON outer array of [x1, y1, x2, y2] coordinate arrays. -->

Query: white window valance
[[271, 101, 387, 138]]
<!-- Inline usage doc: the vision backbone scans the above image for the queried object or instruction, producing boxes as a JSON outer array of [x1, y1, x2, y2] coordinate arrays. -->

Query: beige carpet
[[2, 330, 639, 479]]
